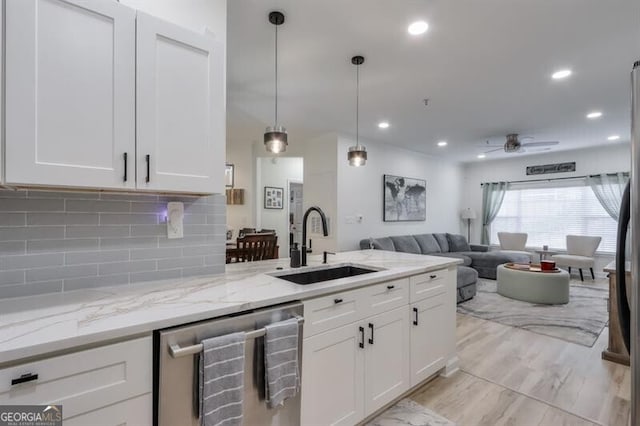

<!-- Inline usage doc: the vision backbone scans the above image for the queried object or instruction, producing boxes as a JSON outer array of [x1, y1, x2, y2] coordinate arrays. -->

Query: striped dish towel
[[199, 332, 245, 426], [264, 318, 300, 408]]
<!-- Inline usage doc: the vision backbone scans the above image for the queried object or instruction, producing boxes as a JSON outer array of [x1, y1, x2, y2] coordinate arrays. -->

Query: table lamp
[[461, 208, 476, 242]]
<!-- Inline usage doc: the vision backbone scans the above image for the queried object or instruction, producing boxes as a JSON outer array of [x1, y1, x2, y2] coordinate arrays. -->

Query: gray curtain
[[587, 172, 630, 221], [481, 182, 508, 244]]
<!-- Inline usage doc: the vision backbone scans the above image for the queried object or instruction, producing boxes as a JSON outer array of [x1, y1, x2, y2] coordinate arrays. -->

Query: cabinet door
[[301, 324, 365, 426], [64, 393, 151, 426], [136, 12, 225, 194], [364, 307, 411, 414], [410, 293, 449, 386], [5, 0, 136, 189], [0, 337, 152, 419]]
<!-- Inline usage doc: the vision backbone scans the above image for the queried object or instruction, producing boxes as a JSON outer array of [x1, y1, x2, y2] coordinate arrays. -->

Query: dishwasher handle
[[169, 316, 305, 358]]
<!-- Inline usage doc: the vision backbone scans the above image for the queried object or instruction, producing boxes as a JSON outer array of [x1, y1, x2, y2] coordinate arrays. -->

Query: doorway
[[289, 181, 303, 251]]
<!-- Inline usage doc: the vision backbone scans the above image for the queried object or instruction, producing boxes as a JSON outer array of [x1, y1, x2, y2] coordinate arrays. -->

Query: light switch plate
[[167, 202, 184, 239]]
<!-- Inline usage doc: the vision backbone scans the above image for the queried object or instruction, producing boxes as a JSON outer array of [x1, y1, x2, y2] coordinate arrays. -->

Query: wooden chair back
[[236, 234, 278, 262]]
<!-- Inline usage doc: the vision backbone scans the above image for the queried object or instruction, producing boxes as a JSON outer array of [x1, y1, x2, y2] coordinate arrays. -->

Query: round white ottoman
[[496, 264, 570, 304]]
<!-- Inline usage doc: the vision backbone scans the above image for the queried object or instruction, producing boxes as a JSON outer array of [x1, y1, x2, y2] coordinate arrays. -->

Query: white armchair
[[498, 232, 533, 261], [551, 235, 602, 281]]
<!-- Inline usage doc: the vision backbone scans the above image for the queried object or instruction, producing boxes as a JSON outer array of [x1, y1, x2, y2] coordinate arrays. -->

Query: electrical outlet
[[167, 202, 184, 239]]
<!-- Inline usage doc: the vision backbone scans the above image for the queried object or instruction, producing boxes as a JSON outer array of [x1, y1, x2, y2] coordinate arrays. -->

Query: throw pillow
[[447, 233, 471, 252]]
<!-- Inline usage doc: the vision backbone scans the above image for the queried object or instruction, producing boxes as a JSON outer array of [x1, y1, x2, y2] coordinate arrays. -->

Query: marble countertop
[[0, 250, 461, 365]]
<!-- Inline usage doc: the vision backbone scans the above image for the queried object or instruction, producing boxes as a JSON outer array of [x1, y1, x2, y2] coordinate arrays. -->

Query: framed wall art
[[383, 174, 426, 221], [264, 186, 284, 209], [225, 163, 235, 188]]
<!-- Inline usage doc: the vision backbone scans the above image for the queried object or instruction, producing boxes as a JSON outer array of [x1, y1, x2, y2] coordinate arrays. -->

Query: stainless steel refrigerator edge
[[631, 60, 640, 426]]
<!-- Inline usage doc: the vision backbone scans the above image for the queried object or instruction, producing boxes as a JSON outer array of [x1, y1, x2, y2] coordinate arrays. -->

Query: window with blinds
[[490, 183, 617, 253]]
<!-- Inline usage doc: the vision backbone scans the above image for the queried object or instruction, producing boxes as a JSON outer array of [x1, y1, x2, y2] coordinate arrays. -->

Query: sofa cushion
[[461, 251, 531, 279], [433, 233, 450, 252], [447, 233, 471, 252], [457, 266, 478, 287], [389, 235, 421, 254], [429, 252, 472, 266], [371, 237, 395, 251], [414, 234, 441, 254]]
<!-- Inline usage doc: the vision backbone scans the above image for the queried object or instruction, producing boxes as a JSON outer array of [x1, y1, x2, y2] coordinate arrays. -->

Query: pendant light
[[264, 11, 288, 154], [348, 55, 367, 166]]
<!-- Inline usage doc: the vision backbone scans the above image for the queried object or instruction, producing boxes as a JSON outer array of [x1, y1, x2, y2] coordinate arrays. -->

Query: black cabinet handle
[[11, 373, 38, 386], [430, 274, 437, 279], [145, 154, 151, 183], [368, 323, 374, 345], [334, 298, 343, 304], [413, 307, 419, 326], [359, 326, 365, 349], [123, 152, 128, 182], [387, 285, 395, 290]]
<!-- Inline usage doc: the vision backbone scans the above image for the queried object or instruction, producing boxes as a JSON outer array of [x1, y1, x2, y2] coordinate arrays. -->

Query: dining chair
[[235, 234, 278, 262], [551, 235, 602, 281]]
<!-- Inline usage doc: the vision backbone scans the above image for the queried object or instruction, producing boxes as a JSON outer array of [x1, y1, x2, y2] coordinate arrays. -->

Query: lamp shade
[[461, 208, 476, 220]]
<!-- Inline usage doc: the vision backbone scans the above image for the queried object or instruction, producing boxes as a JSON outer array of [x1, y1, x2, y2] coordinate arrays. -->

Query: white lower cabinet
[[302, 268, 456, 426], [64, 393, 152, 426], [0, 336, 152, 424], [363, 307, 410, 414], [301, 322, 365, 426], [410, 293, 449, 386]]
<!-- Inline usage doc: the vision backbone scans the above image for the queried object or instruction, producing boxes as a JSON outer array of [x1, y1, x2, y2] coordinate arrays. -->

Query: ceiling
[[226, 0, 639, 163]]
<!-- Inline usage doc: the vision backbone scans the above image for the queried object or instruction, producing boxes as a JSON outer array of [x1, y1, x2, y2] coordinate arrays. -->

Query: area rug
[[366, 398, 456, 426], [457, 278, 608, 347]]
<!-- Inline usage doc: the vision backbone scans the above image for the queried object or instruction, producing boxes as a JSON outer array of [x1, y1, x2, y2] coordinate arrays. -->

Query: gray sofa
[[359, 233, 530, 303]]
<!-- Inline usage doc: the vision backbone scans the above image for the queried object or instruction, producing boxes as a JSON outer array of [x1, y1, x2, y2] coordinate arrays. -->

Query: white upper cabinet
[[136, 12, 225, 194], [5, 0, 136, 189]]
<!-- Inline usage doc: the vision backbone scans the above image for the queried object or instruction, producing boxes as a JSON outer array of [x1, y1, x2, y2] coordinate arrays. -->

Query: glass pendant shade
[[347, 145, 367, 166], [264, 126, 288, 154]]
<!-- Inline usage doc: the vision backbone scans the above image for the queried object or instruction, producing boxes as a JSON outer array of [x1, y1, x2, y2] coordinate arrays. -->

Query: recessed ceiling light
[[586, 111, 603, 119], [408, 21, 429, 35], [378, 121, 390, 129], [437, 141, 447, 147], [551, 69, 572, 80], [608, 135, 620, 141], [477, 154, 486, 159]]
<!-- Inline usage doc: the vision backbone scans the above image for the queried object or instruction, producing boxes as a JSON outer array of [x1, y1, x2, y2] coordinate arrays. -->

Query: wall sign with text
[[526, 162, 576, 176]]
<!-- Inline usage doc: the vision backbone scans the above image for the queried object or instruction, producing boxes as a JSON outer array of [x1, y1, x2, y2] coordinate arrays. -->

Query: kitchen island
[[0, 250, 461, 425]]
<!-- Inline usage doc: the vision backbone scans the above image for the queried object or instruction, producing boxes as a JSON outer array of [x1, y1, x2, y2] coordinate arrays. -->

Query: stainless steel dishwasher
[[154, 302, 303, 426]]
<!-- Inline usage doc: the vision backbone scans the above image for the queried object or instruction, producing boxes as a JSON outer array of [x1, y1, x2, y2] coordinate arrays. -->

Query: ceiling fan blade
[[521, 141, 559, 147], [484, 147, 503, 154], [518, 147, 551, 154]]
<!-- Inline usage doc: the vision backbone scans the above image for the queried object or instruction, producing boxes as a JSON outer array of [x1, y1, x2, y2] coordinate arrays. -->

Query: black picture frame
[[383, 174, 426, 222], [225, 163, 235, 188], [264, 186, 284, 209]]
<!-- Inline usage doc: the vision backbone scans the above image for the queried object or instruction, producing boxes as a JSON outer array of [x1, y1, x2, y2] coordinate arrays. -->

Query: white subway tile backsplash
[[0, 190, 225, 298]]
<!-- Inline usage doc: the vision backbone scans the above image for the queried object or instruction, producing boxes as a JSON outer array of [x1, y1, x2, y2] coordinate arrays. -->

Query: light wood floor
[[409, 313, 630, 426]]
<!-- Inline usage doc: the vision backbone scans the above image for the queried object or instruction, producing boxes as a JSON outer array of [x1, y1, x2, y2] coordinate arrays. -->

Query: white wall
[[226, 139, 254, 232], [256, 157, 303, 257], [337, 136, 463, 251], [302, 133, 339, 254], [462, 143, 630, 276]]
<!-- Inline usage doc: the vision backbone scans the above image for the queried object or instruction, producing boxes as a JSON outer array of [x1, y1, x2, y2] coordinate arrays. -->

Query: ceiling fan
[[481, 133, 559, 154]]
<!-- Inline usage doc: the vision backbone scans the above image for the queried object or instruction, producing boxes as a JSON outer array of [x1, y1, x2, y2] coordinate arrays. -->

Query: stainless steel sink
[[272, 264, 381, 285]]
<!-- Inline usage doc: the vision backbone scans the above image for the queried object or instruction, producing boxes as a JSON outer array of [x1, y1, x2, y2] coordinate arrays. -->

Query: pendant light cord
[[274, 23, 279, 127], [356, 62, 359, 149]]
